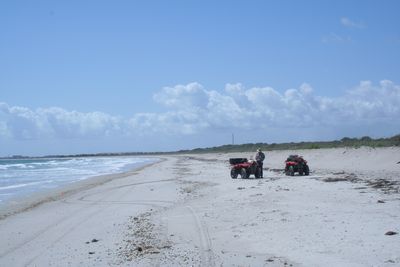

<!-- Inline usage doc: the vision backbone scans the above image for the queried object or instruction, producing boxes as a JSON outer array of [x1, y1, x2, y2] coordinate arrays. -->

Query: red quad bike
[[285, 155, 310, 176], [229, 158, 262, 179]]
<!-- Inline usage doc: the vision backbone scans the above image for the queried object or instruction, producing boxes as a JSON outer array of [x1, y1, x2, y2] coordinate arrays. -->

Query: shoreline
[[0, 157, 164, 220]]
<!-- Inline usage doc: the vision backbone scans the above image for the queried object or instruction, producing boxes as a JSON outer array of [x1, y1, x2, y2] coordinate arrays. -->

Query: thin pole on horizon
[[232, 133, 235, 145]]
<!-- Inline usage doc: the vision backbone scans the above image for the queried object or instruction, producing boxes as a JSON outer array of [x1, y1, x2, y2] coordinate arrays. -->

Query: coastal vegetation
[[179, 134, 400, 154], [3, 134, 399, 159]]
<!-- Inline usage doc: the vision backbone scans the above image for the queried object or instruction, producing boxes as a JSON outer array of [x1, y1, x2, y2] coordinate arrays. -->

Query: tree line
[[177, 134, 400, 154]]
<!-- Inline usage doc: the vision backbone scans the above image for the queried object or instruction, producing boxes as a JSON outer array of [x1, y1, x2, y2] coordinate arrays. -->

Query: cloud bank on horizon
[[1, 80, 399, 144]]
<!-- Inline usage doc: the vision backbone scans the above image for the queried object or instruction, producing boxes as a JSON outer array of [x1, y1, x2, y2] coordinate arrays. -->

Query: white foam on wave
[[0, 180, 53, 191], [0, 157, 157, 203], [0, 163, 30, 170]]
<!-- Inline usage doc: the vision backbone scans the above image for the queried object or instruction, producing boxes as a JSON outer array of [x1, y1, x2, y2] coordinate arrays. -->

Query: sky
[[1, 0, 400, 156]]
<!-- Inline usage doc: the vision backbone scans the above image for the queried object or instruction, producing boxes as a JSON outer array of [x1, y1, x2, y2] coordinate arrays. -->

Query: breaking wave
[[0, 156, 158, 203]]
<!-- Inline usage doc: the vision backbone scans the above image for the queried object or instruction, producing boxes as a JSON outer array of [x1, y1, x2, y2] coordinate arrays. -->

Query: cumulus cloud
[[141, 80, 400, 131], [153, 82, 208, 110], [128, 110, 207, 135], [0, 104, 121, 140], [0, 80, 399, 141]]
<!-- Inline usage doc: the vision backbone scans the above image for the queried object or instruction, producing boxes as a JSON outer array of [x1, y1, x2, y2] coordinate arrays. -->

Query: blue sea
[[0, 156, 157, 203]]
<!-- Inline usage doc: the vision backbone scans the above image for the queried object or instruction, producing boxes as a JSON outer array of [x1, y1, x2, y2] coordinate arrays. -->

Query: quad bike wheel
[[288, 166, 294, 176], [240, 168, 247, 179], [304, 165, 310, 176], [285, 166, 294, 176], [230, 168, 238, 179]]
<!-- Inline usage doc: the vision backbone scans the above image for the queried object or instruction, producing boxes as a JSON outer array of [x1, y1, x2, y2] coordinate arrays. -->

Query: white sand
[[0, 147, 399, 266]]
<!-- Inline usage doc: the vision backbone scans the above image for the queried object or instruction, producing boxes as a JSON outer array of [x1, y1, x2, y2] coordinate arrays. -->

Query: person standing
[[255, 148, 265, 178]]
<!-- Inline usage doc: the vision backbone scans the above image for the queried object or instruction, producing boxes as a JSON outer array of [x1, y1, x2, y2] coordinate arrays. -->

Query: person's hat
[[257, 148, 261, 152]]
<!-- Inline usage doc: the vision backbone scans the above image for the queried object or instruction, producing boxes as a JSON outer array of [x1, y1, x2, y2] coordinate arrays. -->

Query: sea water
[[0, 156, 157, 203]]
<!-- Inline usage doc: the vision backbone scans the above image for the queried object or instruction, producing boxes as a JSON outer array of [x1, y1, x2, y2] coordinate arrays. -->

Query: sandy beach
[[0, 147, 399, 266]]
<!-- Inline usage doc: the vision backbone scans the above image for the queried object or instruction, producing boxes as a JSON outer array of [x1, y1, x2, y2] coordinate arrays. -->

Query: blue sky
[[1, 0, 400, 156]]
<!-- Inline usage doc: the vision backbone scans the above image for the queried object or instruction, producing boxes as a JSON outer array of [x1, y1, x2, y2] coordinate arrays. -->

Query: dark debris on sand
[[116, 212, 172, 263], [322, 171, 399, 194], [385, 231, 398, 236]]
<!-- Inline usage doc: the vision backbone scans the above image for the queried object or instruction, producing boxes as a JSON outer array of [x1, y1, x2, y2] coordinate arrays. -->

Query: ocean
[[0, 156, 157, 203]]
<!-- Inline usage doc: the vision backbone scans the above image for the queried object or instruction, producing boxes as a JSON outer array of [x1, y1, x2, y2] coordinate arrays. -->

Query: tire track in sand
[[185, 205, 215, 267], [23, 177, 178, 266], [1, 178, 176, 266]]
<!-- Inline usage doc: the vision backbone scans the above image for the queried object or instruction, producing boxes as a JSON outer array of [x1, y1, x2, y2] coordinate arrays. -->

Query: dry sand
[[0, 147, 399, 266]]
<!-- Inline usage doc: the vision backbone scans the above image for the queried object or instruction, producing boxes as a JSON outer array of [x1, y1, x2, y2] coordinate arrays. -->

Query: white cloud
[[1, 80, 399, 141], [300, 83, 313, 95], [340, 17, 365, 29], [153, 82, 208, 110], [0, 104, 121, 140], [147, 80, 400, 131], [128, 111, 207, 135], [41, 108, 121, 138]]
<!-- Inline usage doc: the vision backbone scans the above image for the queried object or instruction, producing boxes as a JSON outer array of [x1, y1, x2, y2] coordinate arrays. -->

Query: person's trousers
[[257, 161, 263, 177]]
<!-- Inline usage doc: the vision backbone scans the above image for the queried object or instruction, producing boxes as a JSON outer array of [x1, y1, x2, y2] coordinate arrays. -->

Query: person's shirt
[[255, 152, 265, 162]]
